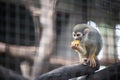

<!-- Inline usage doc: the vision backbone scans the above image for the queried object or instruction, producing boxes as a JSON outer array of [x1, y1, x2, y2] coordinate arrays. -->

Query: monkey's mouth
[[80, 37, 82, 41], [75, 37, 82, 41], [72, 40, 80, 46]]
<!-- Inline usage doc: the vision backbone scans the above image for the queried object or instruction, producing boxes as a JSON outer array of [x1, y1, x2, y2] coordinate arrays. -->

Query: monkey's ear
[[84, 28, 89, 35]]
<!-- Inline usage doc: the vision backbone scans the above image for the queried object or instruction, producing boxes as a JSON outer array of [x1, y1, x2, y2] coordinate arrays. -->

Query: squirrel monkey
[[70, 24, 102, 67]]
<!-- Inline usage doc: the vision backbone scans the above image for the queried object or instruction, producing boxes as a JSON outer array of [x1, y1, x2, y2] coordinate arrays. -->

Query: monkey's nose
[[74, 37, 82, 40], [74, 36, 78, 40]]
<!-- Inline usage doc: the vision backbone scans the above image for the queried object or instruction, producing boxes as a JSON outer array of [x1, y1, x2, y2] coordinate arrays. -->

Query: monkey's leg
[[88, 47, 97, 67]]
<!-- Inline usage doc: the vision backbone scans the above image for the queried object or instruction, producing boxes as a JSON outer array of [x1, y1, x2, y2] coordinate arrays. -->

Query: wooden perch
[[34, 60, 100, 80], [84, 62, 120, 80], [35, 62, 120, 80], [0, 42, 36, 61]]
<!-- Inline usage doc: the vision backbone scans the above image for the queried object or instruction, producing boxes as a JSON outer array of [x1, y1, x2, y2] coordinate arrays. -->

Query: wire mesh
[[0, 0, 120, 80]]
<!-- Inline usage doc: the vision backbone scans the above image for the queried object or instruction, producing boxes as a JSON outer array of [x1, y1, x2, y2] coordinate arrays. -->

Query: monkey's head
[[72, 24, 89, 41]]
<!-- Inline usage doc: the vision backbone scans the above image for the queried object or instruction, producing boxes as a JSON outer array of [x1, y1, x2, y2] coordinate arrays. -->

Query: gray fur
[[73, 24, 103, 55]]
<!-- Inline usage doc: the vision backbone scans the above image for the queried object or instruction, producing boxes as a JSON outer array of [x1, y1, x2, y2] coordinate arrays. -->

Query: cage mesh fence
[[0, 0, 120, 80]]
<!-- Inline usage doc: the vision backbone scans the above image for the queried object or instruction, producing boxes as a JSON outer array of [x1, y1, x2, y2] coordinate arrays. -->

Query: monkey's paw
[[89, 58, 96, 67], [81, 58, 89, 65]]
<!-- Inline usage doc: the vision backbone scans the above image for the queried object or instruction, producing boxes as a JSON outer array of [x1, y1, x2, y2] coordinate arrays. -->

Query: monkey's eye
[[72, 32, 83, 40], [77, 34, 80, 36], [76, 32, 83, 37]]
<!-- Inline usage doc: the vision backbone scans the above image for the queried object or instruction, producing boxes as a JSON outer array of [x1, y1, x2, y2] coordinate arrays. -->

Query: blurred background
[[0, 0, 120, 80]]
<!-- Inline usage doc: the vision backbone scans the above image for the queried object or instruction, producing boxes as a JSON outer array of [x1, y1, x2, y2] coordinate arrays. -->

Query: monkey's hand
[[70, 40, 86, 55], [89, 53, 97, 67], [70, 40, 81, 53]]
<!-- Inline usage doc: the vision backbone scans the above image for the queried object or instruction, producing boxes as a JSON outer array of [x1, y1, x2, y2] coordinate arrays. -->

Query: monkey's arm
[[75, 45, 86, 55], [70, 42, 87, 64], [71, 44, 87, 56]]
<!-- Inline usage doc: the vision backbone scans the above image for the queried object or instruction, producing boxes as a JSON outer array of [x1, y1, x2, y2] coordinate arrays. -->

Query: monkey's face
[[72, 24, 89, 41], [72, 32, 83, 40]]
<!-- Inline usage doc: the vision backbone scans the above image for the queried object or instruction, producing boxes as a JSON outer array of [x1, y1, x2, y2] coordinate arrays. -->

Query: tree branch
[[84, 62, 120, 80], [34, 61, 99, 80], [0, 66, 28, 80], [35, 62, 120, 80], [31, 0, 58, 79]]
